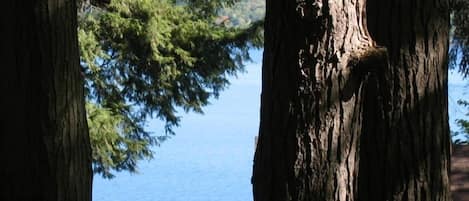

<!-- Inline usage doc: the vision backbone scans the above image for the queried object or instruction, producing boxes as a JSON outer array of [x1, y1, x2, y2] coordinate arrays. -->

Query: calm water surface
[[93, 49, 262, 201]]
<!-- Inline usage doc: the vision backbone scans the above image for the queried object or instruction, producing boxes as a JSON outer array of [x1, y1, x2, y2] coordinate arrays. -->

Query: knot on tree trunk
[[341, 46, 388, 101], [347, 46, 388, 75]]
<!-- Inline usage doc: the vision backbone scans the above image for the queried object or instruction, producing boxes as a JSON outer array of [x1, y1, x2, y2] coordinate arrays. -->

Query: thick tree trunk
[[359, 0, 451, 200], [253, 0, 379, 200], [252, 0, 451, 200], [1, 1, 92, 201]]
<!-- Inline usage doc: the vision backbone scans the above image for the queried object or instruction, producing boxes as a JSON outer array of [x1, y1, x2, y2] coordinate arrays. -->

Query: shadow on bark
[[356, 44, 451, 201], [355, 0, 451, 200], [1, 1, 92, 201]]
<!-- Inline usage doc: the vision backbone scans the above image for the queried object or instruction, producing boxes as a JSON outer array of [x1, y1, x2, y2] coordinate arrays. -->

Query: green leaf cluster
[[450, 0, 469, 77], [454, 100, 469, 144], [86, 102, 158, 178], [78, 0, 264, 178]]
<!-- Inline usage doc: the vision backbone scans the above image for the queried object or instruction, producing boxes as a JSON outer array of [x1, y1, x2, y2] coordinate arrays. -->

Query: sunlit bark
[[252, 0, 451, 200]]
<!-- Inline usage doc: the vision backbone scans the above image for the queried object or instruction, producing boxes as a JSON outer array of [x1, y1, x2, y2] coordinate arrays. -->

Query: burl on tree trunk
[[252, 0, 451, 200]]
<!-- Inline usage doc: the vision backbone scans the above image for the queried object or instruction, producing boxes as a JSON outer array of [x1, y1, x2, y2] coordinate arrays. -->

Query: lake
[[93, 49, 263, 201], [93, 49, 467, 201]]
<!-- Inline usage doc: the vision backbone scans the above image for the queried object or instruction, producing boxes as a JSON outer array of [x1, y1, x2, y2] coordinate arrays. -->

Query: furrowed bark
[[359, 0, 451, 200], [253, 0, 386, 200], [252, 0, 451, 200], [1, 0, 92, 200]]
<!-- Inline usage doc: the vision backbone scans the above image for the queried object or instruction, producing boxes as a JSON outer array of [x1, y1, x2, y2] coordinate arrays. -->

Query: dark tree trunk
[[1, 1, 92, 201], [252, 0, 451, 200], [359, 0, 451, 200]]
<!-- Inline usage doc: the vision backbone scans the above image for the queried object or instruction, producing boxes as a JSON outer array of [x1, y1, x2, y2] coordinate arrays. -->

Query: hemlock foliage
[[454, 100, 469, 144], [79, 0, 264, 178], [86, 103, 154, 178], [450, 0, 469, 77]]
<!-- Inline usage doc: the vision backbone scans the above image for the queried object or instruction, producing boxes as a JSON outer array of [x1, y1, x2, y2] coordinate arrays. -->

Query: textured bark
[[253, 0, 378, 200], [1, 0, 92, 201], [359, 0, 451, 200], [252, 0, 451, 200]]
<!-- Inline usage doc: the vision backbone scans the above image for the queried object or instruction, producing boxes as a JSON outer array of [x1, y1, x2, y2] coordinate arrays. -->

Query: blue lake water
[[93, 49, 467, 201], [448, 71, 468, 139], [93, 49, 263, 201]]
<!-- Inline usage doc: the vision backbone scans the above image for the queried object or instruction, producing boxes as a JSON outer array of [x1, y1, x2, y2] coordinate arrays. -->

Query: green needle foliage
[[450, 0, 469, 77], [454, 100, 469, 144], [78, 0, 264, 178], [86, 103, 155, 178]]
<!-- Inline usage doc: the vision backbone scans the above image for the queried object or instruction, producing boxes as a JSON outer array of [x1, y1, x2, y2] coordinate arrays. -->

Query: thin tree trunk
[[1, 0, 92, 200], [252, 0, 451, 200]]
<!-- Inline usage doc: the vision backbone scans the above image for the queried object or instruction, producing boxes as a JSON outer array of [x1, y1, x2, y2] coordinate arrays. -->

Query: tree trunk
[[1, 1, 92, 201], [252, 0, 451, 200], [359, 0, 451, 200], [253, 0, 381, 200]]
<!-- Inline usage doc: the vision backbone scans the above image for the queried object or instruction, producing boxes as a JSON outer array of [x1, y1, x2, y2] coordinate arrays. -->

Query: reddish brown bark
[[252, 0, 451, 200]]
